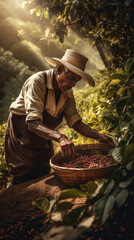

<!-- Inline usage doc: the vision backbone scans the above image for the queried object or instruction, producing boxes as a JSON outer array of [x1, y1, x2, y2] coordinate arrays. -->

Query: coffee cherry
[[58, 154, 116, 168]]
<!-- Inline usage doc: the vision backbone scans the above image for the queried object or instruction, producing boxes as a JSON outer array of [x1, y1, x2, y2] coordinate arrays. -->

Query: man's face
[[57, 68, 81, 91]]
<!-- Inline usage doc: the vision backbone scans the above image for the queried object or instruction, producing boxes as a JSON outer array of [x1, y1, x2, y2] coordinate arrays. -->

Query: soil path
[[0, 173, 68, 225]]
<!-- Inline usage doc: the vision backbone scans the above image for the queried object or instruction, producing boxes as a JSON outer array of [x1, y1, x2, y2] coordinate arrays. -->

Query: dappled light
[[0, 0, 105, 72], [0, 0, 105, 122], [0, 0, 134, 239]]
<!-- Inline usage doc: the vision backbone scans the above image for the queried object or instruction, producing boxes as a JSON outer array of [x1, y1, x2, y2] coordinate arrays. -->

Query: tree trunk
[[95, 39, 110, 68]]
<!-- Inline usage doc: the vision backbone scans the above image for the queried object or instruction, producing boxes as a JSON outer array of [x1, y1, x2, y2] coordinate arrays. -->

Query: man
[[4, 49, 114, 185]]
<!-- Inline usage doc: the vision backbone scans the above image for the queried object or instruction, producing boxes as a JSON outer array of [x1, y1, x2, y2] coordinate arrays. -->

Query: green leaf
[[122, 169, 128, 177], [117, 87, 126, 95], [102, 195, 115, 224], [102, 111, 117, 123], [36, 9, 41, 16], [102, 111, 113, 117], [124, 57, 134, 73], [108, 79, 121, 86], [118, 68, 129, 76], [104, 179, 115, 195], [44, 9, 49, 19], [119, 121, 129, 131], [123, 143, 134, 163], [108, 164, 122, 183], [110, 73, 127, 80], [48, 197, 57, 212], [108, 124, 118, 133], [30, 8, 36, 15], [118, 132, 134, 148], [63, 206, 86, 225], [112, 187, 122, 197], [32, 198, 50, 213], [126, 160, 134, 171], [119, 179, 132, 188], [80, 181, 98, 195], [111, 147, 123, 163], [93, 196, 107, 220], [115, 189, 129, 208], [103, 116, 117, 124], [116, 99, 127, 116], [58, 188, 87, 201]]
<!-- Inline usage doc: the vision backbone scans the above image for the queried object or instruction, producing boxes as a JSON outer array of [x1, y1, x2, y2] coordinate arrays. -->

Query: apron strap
[[44, 73, 48, 107]]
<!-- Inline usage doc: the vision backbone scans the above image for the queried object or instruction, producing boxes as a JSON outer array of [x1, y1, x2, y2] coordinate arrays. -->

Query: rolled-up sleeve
[[24, 74, 46, 123], [63, 95, 82, 128]]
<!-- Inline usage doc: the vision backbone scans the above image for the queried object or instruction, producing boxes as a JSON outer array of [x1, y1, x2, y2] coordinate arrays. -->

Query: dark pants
[[4, 112, 53, 183]]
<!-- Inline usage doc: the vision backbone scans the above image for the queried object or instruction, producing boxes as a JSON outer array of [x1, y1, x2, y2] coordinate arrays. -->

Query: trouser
[[4, 112, 53, 182]]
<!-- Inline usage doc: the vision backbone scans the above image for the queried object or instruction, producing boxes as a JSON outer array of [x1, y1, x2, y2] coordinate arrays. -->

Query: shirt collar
[[46, 69, 54, 90]]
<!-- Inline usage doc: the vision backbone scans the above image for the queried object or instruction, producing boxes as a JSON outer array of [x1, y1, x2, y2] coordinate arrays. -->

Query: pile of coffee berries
[[58, 154, 116, 168], [0, 210, 45, 240]]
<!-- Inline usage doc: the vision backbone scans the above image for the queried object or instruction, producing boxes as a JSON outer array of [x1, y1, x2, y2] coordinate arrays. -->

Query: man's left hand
[[98, 134, 115, 148]]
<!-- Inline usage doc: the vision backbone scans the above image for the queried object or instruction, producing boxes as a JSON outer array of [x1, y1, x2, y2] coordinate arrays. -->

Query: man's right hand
[[59, 136, 76, 158], [28, 120, 76, 158]]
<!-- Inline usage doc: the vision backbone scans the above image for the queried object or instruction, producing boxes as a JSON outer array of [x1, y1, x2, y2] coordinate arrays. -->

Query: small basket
[[50, 143, 116, 186]]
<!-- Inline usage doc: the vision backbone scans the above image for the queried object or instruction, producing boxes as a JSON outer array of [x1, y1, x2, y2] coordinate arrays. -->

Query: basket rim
[[50, 143, 116, 171], [50, 160, 117, 171]]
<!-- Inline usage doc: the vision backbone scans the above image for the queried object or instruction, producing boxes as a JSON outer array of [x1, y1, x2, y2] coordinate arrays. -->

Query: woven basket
[[50, 143, 117, 186]]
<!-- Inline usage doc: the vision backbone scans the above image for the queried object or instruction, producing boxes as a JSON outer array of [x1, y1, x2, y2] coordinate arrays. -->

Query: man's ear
[[57, 64, 64, 75]]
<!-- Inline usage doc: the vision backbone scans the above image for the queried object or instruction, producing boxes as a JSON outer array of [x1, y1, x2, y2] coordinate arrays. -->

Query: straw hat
[[45, 49, 95, 87]]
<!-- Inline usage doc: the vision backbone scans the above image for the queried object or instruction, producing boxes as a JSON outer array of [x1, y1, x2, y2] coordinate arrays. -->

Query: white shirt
[[10, 69, 81, 128]]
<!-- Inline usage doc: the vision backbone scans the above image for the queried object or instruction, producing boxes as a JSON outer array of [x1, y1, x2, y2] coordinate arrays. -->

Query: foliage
[[102, 57, 134, 162], [0, 2, 57, 71], [24, 0, 134, 67], [34, 137, 134, 225], [32, 144, 134, 239], [62, 73, 109, 144], [63, 58, 134, 148], [0, 47, 34, 122], [31, 58, 134, 236], [0, 122, 9, 187], [33, 182, 96, 226], [11, 40, 46, 71], [0, 15, 48, 71], [93, 158, 134, 223]]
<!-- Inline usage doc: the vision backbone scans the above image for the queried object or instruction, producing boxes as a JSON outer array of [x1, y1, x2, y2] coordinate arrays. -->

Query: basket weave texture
[[50, 143, 116, 186]]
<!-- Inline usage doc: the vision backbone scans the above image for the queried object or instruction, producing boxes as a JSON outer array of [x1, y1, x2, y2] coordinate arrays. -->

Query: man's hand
[[73, 121, 115, 148], [59, 136, 76, 158], [27, 120, 76, 158], [98, 134, 115, 147]]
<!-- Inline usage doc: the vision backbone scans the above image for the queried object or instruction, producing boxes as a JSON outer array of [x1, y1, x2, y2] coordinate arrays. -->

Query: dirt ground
[[0, 173, 69, 225], [0, 173, 129, 240], [0, 172, 88, 240]]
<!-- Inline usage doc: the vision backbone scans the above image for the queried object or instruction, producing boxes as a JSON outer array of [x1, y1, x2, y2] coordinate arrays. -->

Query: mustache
[[59, 83, 72, 91], [62, 86, 72, 91]]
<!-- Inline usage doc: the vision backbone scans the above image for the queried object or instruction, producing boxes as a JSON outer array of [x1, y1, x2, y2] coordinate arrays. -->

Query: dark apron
[[4, 91, 63, 180]]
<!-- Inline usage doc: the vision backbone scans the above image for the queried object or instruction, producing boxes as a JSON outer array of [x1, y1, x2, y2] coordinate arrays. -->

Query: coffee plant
[[32, 58, 134, 239], [64, 58, 134, 149]]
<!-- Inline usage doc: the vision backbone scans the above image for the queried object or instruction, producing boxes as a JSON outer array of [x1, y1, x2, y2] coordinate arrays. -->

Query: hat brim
[[45, 57, 95, 87]]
